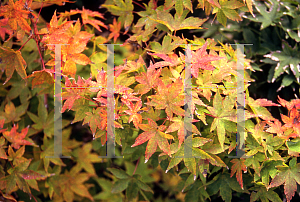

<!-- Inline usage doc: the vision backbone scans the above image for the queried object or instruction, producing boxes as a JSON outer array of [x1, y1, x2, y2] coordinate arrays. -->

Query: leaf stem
[[133, 156, 140, 175], [132, 0, 146, 9]]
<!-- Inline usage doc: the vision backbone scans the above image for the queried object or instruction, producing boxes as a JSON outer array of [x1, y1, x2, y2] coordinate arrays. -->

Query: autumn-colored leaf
[[230, 158, 247, 190], [0, 136, 7, 159], [124, 101, 145, 129], [180, 41, 224, 78], [0, 46, 27, 84], [0, 0, 33, 32], [147, 78, 184, 120], [2, 124, 33, 149], [0, 18, 13, 40], [131, 118, 174, 162], [108, 18, 121, 42], [268, 158, 300, 202], [134, 66, 161, 95], [72, 143, 104, 175], [61, 76, 90, 113], [83, 107, 107, 135], [165, 116, 201, 147]]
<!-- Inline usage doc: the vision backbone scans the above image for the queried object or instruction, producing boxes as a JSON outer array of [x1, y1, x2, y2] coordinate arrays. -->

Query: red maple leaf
[[131, 118, 174, 162], [2, 124, 32, 149]]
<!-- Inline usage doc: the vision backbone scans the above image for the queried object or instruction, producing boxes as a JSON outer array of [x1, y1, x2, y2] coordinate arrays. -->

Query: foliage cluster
[[0, 0, 300, 202]]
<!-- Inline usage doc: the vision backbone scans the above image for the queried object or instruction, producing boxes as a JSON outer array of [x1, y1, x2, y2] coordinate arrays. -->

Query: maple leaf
[[124, 101, 144, 129], [26, 69, 54, 89], [83, 107, 107, 135], [61, 76, 90, 113], [207, 91, 237, 149], [1, 159, 48, 195], [45, 20, 93, 76], [131, 118, 174, 162], [40, 11, 73, 45], [0, 101, 28, 124], [278, 96, 300, 111], [134, 67, 161, 95], [72, 143, 104, 175], [150, 9, 207, 32], [179, 41, 224, 78], [165, 116, 201, 147], [0, 0, 32, 32], [250, 184, 282, 202], [0, 136, 7, 159], [243, 0, 281, 30], [0, 18, 13, 40], [147, 52, 182, 70], [108, 18, 121, 42], [281, 107, 300, 137], [212, 0, 245, 27], [206, 173, 249, 202], [2, 124, 33, 149], [49, 167, 94, 202], [230, 159, 247, 190], [102, 0, 134, 30], [147, 78, 185, 120], [268, 158, 300, 202], [0, 46, 27, 85], [61, 7, 107, 32], [264, 42, 300, 84], [167, 137, 216, 176]]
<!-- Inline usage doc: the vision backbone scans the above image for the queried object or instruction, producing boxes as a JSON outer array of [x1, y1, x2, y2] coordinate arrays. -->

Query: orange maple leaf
[[131, 118, 174, 162], [2, 124, 32, 149], [108, 18, 121, 43], [0, 0, 33, 32], [124, 101, 147, 129]]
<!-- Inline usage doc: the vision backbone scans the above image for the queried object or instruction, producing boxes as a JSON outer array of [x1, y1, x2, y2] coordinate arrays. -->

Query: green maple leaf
[[264, 42, 300, 84], [40, 128, 82, 172], [131, 118, 174, 162], [108, 168, 153, 201], [147, 78, 185, 120], [150, 9, 207, 32], [250, 183, 282, 202], [149, 35, 179, 55], [212, 0, 245, 27], [260, 160, 284, 187], [102, 0, 134, 29], [93, 177, 124, 201], [72, 143, 104, 175], [27, 96, 70, 137], [268, 158, 300, 202], [207, 90, 237, 149], [167, 137, 222, 176], [2, 159, 49, 195], [206, 173, 249, 202], [243, 0, 282, 30]]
